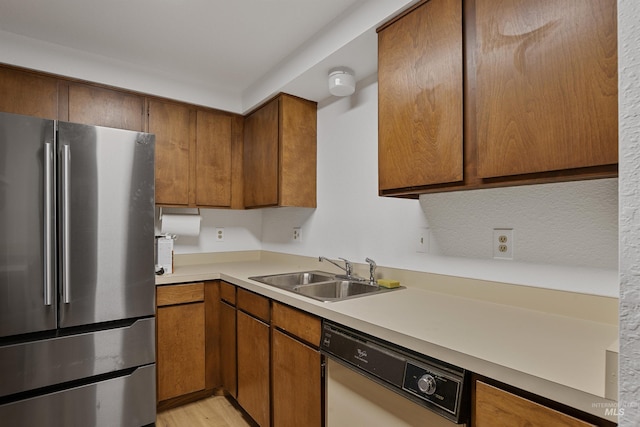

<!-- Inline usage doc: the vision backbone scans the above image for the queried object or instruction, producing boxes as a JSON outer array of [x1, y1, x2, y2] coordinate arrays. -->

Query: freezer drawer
[[0, 364, 156, 427], [0, 318, 155, 399]]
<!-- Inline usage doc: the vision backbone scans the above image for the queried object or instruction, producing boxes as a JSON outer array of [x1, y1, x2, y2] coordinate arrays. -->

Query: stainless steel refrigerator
[[0, 112, 156, 426]]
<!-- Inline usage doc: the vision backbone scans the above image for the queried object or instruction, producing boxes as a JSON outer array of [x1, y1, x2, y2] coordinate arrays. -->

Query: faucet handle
[[338, 257, 353, 276], [365, 258, 377, 283]]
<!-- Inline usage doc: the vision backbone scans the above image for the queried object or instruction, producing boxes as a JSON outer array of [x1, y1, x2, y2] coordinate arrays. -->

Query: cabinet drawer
[[220, 281, 236, 305], [237, 288, 270, 322], [272, 301, 321, 347], [157, 283, 205, 307]]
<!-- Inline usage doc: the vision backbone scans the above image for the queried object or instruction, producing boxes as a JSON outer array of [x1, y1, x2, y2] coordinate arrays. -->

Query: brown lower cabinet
[[218, 284, 323, 427], [473, 380, 612, 427], [271, 302, 322, 427], [236, 289, 271, 426], [156, 281, 220, 411], [157, 283, 206, 403], [159, 282, 614, 427], [219, 281, 238, 401]]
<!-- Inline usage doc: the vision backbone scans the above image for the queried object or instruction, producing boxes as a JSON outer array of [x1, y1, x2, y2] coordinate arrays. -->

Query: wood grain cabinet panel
[[474, 381, 596, 427], [272, 329, 322, 427], [220, 299, 237, 398], [148, 99, 193, 206], [236, 310, 270, 427], [243, 96, 279, 208], [150, 99, 241, 208], [475, 0, 618, 178], [195, 109, 233, 207], [157, 282, 204, 306], [157, 300, 206, 402], [0, 66, 58, 119], [237, 288, 270, 322], [243, 93, 316, 208], [156, 282, 219, 410], [272, 301, 321, 347], [378, 0, 463, 192], [67, 83, 145, 131], [271, 302, 322, 427], [220, 281, 237, 305], [377, 0, 618, 197]]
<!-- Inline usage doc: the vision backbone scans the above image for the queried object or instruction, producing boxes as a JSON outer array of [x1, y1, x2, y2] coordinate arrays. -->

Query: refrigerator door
[[0, 112, 57, 338], [58, 122, 155, 328]]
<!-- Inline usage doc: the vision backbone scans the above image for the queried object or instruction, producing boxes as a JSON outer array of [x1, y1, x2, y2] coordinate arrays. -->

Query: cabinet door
[[220, 300, 237, 398], [67, 83, 144, 131], [475, 0, 617, 178], [149, 99, 193, 205], [279, 94, 317, 208], [272, 329, 322, 427], [195, 110, 233, 207], [157, 302, 206, 402], [378, 0, 463, 191], [474, 381, 596, 427], [243, 98, 279, 208], [237, 310, 270, 427], [0, 66, 58, 119]]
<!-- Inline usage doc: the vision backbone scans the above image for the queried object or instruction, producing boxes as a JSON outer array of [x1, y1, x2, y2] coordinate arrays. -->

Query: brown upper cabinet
[[378, 0, 463, 193], [243, 93, 317, 208], [377, 0, 618, 197], [63, 82, 145, 131], [149, 98, 193, 206], [0, 65, 58, 119], [149, 99, 243, 208], [475, 0, 618, 178], [195, 109, 238, 208], [0, 65, 318, 210]]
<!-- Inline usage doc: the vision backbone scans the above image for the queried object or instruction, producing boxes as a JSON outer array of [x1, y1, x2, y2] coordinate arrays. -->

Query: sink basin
[[294, 280, 383, 301], [249, 271, 402, 302], [250, 271, 335, 289]]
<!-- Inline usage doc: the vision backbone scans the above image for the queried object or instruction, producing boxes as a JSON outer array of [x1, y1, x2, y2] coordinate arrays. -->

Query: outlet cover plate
[[493, 228, 513, 260]]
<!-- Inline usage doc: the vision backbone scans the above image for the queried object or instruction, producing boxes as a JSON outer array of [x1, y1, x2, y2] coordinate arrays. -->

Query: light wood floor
[[156, 395, 253, 427]]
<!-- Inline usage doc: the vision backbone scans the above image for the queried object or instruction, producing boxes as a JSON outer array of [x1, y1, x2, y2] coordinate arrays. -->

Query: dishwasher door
[[326, 358, 466, 427]]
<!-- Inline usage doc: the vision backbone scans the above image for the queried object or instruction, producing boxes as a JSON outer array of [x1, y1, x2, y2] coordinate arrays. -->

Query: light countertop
[[156, 251, 619, 422]]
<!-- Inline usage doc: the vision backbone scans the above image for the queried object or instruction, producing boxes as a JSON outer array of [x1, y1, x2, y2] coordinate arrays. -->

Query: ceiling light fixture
[[328, 67, 356, 97]]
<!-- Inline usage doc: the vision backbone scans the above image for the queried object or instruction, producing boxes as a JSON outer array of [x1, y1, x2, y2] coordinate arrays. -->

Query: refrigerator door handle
[[43, 141, 54, 306], [62, 144, 71, 304]]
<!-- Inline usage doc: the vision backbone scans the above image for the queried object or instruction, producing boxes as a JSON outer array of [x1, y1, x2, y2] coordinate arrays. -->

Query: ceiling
[[0, 0, 414, 112]]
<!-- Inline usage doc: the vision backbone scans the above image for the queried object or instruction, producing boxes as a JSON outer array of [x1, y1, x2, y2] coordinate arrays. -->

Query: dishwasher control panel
[[403, 361, 462, 416]]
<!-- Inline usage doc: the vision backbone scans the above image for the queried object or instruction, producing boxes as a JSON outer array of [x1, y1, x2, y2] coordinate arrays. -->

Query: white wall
[[261, 75, 618, 297], [618, 0, 640, 424], [159, 208, 262, 254]]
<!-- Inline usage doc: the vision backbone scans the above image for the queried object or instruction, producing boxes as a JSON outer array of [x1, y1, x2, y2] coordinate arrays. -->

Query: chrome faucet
[[365, 257, 377, 285], [319, 256, 353, 278]]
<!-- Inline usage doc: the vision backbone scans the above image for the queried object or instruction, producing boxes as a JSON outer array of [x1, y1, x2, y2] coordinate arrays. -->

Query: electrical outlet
[[493, 228, 513, 259], [215, 227, 225, 242], [292, 227, 302, 243], [416, 227, 429, 253]]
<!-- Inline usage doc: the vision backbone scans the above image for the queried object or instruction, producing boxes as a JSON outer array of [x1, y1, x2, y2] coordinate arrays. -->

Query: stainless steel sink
[[249, 271, 402, 302], [252, 271, 335, 289]]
